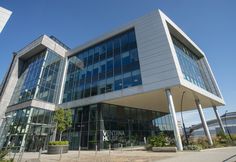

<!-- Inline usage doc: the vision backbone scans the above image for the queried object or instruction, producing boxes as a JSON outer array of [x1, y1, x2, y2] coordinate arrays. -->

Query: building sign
[[102, 130, 125, 142]]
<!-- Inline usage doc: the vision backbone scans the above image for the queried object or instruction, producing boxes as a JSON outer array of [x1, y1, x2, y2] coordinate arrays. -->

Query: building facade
[[191, 112, 236, 138], [0, 10, 225, 151]]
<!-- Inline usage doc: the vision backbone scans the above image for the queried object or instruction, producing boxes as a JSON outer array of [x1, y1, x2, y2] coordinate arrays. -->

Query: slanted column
[[58, 57, 68, 104], [195, 99, 213, 146], [165, 89, 183, 151], [213, 106, 226, 134]]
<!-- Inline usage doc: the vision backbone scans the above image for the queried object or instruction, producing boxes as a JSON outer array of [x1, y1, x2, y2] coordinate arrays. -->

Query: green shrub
[[197, 137, 211, 149], [148, 132, 172, 147], [48, 141, 69, 146], [230, 134, 236, 141], [183, 145, 202, 151], [217, 131, 227, 139], [216, 131, 230, 143], [0, 160, 13, 162], [0, 149, 13, 162], [0, 150, 8, 160]]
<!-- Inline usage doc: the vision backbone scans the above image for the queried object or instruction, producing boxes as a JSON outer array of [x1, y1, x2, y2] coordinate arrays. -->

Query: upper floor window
[[63, 29, 142, 103], [172, 36, 219, 96]]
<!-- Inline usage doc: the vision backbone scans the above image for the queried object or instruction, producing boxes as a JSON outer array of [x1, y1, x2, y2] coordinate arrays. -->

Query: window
[[107, 41, 113, 58], [10, 50, 63, 105], [121, 34, 129, 53], [63, 29, 142, 102], [172, 36, 218, 96], [106, 58, 113, 78], [115, 79, 122, 90], [114, 55, 122, 75], [114, 38, 120, 56]]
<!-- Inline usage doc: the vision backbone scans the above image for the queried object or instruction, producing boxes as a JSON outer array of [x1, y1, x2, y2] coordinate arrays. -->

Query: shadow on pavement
[[222, 154, 236, 162]]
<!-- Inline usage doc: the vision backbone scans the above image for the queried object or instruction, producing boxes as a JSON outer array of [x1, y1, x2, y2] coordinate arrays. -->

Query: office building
[[0, 10, 225, 151], [191, 112, 236, 138]]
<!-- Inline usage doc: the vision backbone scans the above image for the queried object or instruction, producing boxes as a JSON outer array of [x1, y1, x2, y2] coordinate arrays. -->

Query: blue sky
[[0, 0, 235, 126]]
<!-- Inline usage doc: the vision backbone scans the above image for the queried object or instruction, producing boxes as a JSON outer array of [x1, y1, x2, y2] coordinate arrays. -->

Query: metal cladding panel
[[0, 35, 68, 117], [160, 10, 225, 105], [135, 11, 180, 90], [0, 7, 12, 33], [0, 56, 19, 123], [59, 11, 181, 109]]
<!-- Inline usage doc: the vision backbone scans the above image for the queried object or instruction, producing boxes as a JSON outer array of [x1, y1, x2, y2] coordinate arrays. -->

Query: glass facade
[[10, 51, 46, 105], [63, 103, 174, 150], [10, 49, 63, 105], [36, 51, 64, 103], [63, 29, 142, 102], [172, 36, 219, 96], [1, 107, 54, 151]]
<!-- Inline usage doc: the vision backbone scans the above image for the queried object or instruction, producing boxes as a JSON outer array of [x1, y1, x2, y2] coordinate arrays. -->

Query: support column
[[195, 99, 213, 146], [165, 89, 183, 151], [213, 106, 226, 134]]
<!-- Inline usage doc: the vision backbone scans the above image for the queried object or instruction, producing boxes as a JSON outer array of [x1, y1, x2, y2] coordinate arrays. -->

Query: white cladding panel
[[0, 7, 12, 33]]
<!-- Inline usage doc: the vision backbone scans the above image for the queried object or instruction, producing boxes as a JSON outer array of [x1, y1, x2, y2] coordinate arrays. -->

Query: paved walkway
[[157, 147, 236, 162], [8, 146, 236, 162]]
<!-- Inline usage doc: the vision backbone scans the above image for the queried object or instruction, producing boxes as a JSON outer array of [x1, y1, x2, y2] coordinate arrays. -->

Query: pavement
[[157, 146, 236, 162], [7, 146, 236, 162]]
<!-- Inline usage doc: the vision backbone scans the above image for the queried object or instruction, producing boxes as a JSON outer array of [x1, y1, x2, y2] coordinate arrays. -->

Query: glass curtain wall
[[36, 50, 64, 103], [63, 29, 142, 103], [10, 51, 46, 105], [172, 36, 219, 96], [2, 107, 54, 151], [10, 49, 63, 105], [64, 103, 174, 150]]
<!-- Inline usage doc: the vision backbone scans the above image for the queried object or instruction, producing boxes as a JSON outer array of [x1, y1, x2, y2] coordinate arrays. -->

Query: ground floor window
[[63, 103, 174, 150], [0, 104, 174, 151], [0, 107, 54, 152]]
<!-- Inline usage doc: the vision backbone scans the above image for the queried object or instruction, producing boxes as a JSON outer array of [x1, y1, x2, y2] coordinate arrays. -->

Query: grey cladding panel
[[135, 12, 179, 89]]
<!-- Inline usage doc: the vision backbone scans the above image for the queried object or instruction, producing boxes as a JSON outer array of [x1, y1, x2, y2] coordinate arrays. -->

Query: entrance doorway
[[25, 124, 54, 152]]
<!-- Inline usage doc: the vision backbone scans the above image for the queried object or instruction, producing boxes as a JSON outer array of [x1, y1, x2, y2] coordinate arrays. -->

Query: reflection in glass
[[63, 29, 142, 103], [64, 103, 174, 150]]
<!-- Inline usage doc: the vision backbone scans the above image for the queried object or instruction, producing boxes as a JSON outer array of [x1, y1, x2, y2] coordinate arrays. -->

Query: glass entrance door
[[25, 134, 47, 151], [25, 124, 53, 152]]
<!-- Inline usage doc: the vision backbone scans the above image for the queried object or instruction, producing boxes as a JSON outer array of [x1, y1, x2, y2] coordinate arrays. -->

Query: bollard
[[131, 143, 133, 151], [78, 145, 81, 161], [95, 144, 98, 156], [121, 144, 123, 153], [95, 144, 98, 162], [109, 144, 111, 156], [59, 147, 63, 161], [38, 148, 42, 160]]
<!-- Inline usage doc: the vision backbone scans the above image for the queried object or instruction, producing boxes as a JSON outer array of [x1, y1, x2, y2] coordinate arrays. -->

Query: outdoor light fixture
[[224, 110, 233, 141], [180, 91, 189, 145]]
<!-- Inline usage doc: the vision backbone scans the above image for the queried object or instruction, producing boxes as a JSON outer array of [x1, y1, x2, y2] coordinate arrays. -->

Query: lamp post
[[224, 110, 233, 141], [180, 91, 189, 145]]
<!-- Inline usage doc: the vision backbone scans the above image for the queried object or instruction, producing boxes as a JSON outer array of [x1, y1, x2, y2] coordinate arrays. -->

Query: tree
[[54, 108, 72, 141]]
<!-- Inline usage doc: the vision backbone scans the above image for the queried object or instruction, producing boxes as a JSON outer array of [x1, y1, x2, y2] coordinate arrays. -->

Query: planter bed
[[152, 147, 177, 152], [47, 145, 69, 154]]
